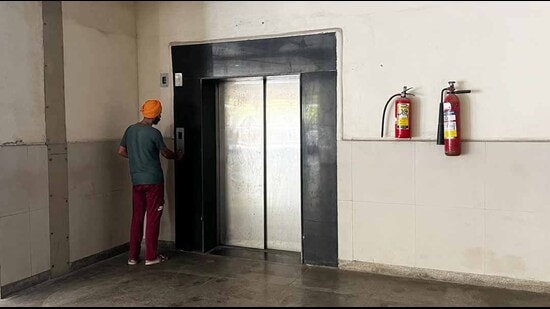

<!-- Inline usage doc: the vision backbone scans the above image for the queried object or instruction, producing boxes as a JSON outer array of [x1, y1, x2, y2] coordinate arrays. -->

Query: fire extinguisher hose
[[436, 88, 447, 145], [380, 93, 402, 138]]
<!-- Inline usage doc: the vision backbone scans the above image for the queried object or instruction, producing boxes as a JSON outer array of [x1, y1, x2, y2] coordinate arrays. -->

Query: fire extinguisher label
[[396, 103, 409, 129], [444, 110, 457, 138], [444, 114, 456, 121], [444, 122, 457, 138]]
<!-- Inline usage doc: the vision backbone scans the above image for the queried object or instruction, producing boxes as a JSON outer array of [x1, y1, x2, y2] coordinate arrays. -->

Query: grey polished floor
[[2, 248, 550, 307]]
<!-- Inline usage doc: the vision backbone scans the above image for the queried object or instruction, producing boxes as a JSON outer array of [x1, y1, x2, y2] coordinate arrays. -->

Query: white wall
[[0, 2, 50, 287], [0, 1, 46, 145], [136, 1, 550, 283], [63, 1, 138, 142], [1, 1, 140, 286], [62, 1, 138, 262], [0, 145, 50, 286], [338, 140, 550, 282]]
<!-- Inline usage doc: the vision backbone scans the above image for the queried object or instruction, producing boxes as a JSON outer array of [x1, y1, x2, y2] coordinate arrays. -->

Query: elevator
[[172, 32, 338, 266], [219, 76, 301, 252]]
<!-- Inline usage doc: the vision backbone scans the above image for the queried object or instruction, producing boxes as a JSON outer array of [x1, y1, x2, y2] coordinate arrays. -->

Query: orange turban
[[140, 100, 162, 118]]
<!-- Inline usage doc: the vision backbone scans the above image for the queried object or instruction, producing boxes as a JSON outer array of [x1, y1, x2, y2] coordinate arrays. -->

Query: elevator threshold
[[207, 245, 301, 265]]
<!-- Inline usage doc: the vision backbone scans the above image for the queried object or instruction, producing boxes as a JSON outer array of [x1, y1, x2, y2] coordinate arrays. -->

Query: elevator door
[[219, 75, 301, 252]]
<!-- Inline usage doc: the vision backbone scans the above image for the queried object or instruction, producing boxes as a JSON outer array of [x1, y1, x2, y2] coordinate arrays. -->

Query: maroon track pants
[[129, 183, 164, 261]]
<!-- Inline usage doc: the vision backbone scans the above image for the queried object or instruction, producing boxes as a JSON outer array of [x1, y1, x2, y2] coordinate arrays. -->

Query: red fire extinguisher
[[381, 86, 414, 139], [436, 81, 471, 156]]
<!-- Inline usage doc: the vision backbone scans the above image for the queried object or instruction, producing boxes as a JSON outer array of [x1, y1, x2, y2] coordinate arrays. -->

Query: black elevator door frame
[[172, 33, 338, 266]]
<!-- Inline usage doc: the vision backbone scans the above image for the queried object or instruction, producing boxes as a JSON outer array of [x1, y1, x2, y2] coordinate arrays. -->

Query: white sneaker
[[145, 254, 168, 266]]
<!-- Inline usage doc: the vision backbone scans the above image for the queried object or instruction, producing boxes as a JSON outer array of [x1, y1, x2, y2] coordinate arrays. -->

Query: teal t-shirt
[[120, 123, 166, 185]]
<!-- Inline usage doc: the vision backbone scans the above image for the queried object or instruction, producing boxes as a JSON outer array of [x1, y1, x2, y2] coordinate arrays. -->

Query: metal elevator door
[[219, 75, 301, 252]]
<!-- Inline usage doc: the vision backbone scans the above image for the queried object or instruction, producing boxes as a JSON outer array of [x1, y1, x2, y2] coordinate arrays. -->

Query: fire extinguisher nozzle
[[454, 90, 472, 94]]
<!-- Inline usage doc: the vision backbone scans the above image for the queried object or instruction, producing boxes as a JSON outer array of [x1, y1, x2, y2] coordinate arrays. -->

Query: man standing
[[118, 99, 181, 266]]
